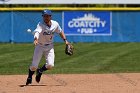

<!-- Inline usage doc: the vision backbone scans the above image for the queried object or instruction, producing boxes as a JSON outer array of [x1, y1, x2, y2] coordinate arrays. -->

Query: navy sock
[[40, 65, 48, 73], [28, 69, 35, 78]]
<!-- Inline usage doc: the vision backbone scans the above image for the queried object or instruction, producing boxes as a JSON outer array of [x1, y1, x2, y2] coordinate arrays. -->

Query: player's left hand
[[65, 40, 69, 45], [65, 43, 74, 56]]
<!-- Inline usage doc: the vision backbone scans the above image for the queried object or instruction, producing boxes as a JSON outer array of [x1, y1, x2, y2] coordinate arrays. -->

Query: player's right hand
[[34, 39, 38, 46]]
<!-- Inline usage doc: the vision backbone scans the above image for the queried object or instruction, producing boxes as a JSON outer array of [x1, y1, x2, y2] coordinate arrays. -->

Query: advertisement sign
[[63, 11, 112, 35]]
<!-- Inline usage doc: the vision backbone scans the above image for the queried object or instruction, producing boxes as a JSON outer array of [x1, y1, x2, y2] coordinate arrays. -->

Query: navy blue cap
[[42, 9, 52, 15]]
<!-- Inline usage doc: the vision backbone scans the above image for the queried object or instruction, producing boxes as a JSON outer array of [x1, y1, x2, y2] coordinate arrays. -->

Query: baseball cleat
[[26, 78, 32, 85], [35, 69, 42, 83]]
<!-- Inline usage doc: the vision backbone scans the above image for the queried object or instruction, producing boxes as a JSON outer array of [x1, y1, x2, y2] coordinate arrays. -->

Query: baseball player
[[26, 9, 69, 85]]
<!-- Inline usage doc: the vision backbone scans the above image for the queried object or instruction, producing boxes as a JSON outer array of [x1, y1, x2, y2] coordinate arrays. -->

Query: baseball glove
[[65, 44, 74, 56]]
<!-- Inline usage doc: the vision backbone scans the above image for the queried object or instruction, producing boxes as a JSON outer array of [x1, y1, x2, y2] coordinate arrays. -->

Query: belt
[[39, 43, 51, 46], [44, 44, 50, 46]]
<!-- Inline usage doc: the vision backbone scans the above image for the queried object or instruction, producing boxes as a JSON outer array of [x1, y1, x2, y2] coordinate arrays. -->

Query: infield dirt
[[0, 73, 140, 93]]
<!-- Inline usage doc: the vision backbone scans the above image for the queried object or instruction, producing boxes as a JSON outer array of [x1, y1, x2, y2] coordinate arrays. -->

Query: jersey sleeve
[[55, 22, 62, 34], [33, 22, 42, 39]]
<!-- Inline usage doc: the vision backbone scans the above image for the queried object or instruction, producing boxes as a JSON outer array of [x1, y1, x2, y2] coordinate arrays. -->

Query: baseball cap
[[42, 9, 52, 15]]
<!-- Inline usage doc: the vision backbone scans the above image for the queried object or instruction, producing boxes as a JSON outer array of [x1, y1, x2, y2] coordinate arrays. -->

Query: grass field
[[0, 42, 140, 75]]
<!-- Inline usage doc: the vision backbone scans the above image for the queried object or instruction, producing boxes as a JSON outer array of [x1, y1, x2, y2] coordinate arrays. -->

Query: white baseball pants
[[30, 44, 55, 70]]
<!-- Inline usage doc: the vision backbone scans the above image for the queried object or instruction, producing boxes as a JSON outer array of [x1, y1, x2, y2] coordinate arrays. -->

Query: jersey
[[34, 20, 62, 45]]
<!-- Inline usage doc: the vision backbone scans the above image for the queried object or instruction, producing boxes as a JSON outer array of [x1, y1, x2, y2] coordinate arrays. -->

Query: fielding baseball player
[[26, 9, 69, 85]]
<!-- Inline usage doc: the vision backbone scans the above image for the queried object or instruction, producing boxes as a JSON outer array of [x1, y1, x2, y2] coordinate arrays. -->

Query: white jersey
[[34, 20, 62, 45]]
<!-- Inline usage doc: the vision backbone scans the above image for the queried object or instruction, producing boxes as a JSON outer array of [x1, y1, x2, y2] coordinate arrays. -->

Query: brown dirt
[[0, 73, 140, 93]]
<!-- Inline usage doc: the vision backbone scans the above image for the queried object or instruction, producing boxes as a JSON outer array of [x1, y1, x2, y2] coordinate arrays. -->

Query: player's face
[[42, 14, 51, 23]]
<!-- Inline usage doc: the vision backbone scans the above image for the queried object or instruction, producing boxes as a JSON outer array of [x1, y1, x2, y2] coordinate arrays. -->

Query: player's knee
[[30, 66, 37, 71]]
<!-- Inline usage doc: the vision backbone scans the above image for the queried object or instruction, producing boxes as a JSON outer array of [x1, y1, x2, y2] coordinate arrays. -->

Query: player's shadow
[[19, 84, 46, 87], [19, 84, 62, 87]]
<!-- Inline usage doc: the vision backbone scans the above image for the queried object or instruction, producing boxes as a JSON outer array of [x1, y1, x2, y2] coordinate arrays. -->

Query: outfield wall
[[0, 10, 140, 43]]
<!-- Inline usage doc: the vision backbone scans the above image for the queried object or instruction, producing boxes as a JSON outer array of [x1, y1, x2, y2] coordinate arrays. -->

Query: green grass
[[0, 42, 140, 75]]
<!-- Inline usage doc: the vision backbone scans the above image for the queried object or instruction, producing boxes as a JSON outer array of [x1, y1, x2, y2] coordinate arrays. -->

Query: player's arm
[[59, 31, 69, 45], [33, 23, 42, 45], [55, 22, 69, 44]]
